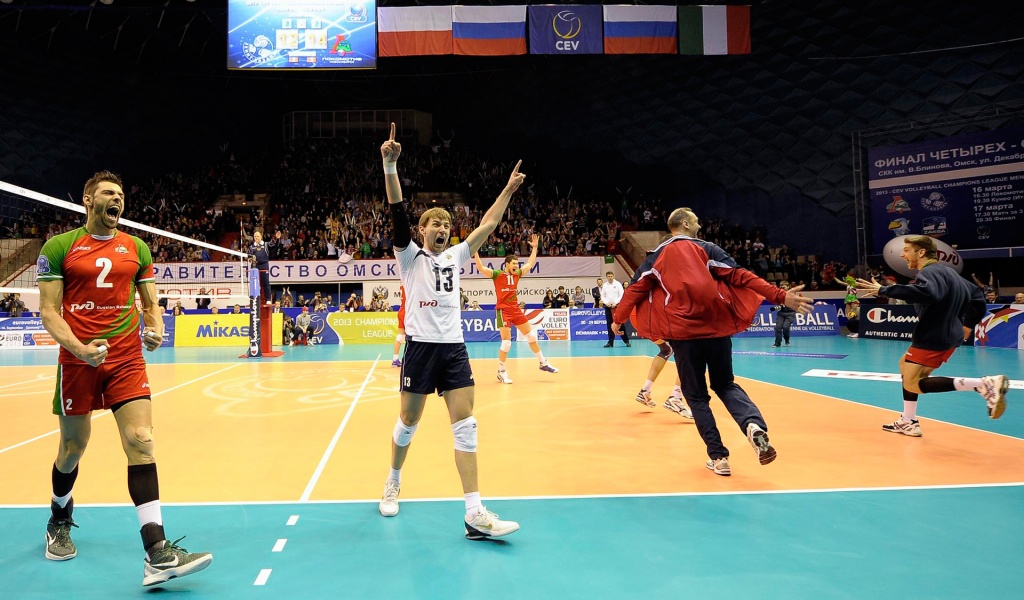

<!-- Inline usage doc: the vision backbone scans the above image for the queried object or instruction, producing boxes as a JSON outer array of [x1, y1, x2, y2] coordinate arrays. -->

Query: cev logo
[[552, 10, 582, 50], [69, 301, 95, 313]]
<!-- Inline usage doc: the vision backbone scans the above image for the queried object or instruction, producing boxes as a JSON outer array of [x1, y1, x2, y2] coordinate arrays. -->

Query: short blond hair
[[418, 207, 451, 228], [667, 207, 696, 233], [904, 235, 937, 259]]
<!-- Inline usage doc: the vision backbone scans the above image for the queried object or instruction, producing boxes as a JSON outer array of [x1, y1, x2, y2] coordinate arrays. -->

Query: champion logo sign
[[866, 308, 919, 324]]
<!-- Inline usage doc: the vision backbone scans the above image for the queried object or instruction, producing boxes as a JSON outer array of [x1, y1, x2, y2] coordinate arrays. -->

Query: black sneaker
[[142, 537, 213, 587], [603, 342, 614, 348], [45, 515, 78, 561]]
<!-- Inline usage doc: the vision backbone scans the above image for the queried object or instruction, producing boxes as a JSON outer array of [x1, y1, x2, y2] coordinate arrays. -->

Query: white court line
[[286, 515, 299, 525], [0, 362, 243, 456], [2, 481, 1023, 511], [253, 569, 272, 586], [803, 369, 1024, 390], [0, 375, 54, 391], [272, 539, 287, 552], [795, 370, 1024, 441], [299, 354, 380, 502]]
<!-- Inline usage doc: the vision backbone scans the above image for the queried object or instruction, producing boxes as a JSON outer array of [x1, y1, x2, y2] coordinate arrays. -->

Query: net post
[[246, 267, 263, 358]]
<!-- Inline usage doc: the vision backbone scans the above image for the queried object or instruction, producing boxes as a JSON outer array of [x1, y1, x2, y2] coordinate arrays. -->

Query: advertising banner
[[518, 308, 571, 341], [858, 304, 918, 341], [174, 314, 251, 347], [326, 310, 397, 345], [868, 126, 1024, 254], [974, 304, 1024, 350], [0, 317, 56, 350], [461, 310, 502, 343], [735, 304, 840, 338], [570, 309, 609, 341]]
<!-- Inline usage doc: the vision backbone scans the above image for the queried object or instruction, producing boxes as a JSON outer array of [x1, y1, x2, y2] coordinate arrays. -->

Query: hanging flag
[[603, 5, 677, 55], [453, 6, 527, 56], [528, 5, 603, 55], [377, 6, 453, 57], [678, 5, 751, 55]]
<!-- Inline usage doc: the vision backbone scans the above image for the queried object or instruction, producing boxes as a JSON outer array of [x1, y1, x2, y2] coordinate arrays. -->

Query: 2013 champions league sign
[[868, 126, 1024, 254]]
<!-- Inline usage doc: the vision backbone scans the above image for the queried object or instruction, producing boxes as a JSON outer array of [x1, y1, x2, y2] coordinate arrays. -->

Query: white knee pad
[[499, 339, 512, 353], [393, 419, 418, 447], [452, 416, 478, 452], [395, 333, 406, 343], [525, 330, 538, 344]]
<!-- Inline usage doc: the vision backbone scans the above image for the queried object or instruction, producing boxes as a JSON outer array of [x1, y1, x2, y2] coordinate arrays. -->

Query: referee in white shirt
[[601, 271, 630, 347]]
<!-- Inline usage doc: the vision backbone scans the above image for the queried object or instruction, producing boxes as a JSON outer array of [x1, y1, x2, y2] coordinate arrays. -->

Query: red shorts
[[496, 306, 528, 328], [52, 360, 151, 416], [397, 308, 406, 330], [903, 346, 956, 369]]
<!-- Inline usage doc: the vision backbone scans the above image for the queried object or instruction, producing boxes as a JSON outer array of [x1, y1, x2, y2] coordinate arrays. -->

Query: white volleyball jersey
[[395, 240, 471, 343]]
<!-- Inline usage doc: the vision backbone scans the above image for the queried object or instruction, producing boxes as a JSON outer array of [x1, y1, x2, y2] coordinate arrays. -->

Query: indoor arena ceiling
[[1, 1, 1023, 218]]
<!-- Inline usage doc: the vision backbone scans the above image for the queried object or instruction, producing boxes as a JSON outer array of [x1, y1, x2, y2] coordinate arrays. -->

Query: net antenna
[[1, 179, 252, 322]]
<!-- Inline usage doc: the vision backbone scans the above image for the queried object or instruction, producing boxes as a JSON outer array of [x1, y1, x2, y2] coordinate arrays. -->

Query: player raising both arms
[[36, 170, 212, 586], [377, 123, 525, 540], [473, 237, 558, 384]]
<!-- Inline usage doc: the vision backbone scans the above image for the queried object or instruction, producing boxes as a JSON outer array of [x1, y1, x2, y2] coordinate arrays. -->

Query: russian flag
[[453, 6, 527, 56], [377, 6, 453, 57], [603, 5, 677, 55]]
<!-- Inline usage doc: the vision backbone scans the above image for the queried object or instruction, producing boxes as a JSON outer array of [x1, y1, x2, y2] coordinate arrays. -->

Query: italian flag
[[678, 5, 751, 55]]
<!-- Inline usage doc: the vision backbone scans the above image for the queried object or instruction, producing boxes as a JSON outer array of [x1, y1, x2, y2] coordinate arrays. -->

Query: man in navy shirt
[[857, 235, 1008, 437]]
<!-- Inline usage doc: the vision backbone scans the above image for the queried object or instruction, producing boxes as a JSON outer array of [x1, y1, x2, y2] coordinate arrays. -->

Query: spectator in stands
[[211, 306, 219, 314], [171, 304, 184, 317], [572, 286, 586, 308], [282, 314, 294, 345], [542, 290, 554, 308], [592, 278, 603, 308], [7, 293, 26, 317], [231, 305, 242, 314], [460, 288, 469, 310], [553, 286, 570, 308], [468, 301, 483, 311], [1015, 293, 1024, 305], [345, 293, 359, 312], [292, 307, 315, 345], [196, 288, 211, 310]]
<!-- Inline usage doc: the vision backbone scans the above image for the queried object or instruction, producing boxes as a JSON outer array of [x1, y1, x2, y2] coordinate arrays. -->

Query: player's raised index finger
[[389, 122, 396, 141], [513, 159, 522, 174]]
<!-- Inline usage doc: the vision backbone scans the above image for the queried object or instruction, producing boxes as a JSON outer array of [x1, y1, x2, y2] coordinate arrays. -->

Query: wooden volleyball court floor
[[0, 337, 1022, 599]]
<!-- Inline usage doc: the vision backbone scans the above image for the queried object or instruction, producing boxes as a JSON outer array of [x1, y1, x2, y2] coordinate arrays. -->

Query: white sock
[[902, 401, 918, 422], [393, 354, 399, 360], [954, 377, 983, 391], [464, 492, 482, 516], [498, 361, 506, 371], [52, 491, 72, 509], [642, 380, 654, 393], [673, 385, 682, 396], [388, 468, 401, 484], [136, 500, 163, 528], [535, 350, 546, 364]]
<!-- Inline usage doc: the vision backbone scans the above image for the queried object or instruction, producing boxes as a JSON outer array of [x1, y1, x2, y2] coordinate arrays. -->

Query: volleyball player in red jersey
[[36, 171, 212, 586], [392, 284, 406, 367], [473, 235, 558, 384]]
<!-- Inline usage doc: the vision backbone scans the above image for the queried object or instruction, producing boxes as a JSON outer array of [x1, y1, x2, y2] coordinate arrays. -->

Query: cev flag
[[528, 5, 603, 55]]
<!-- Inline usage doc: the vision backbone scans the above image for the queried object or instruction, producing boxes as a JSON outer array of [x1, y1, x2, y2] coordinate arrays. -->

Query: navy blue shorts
[[400, 339, 475, 396]]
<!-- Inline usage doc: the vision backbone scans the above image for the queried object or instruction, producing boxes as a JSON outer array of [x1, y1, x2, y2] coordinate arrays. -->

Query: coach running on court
[[611, 208, 812, 476]]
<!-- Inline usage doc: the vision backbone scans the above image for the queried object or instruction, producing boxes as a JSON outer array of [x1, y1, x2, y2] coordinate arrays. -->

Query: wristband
[[383, 162, 397, 175]]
